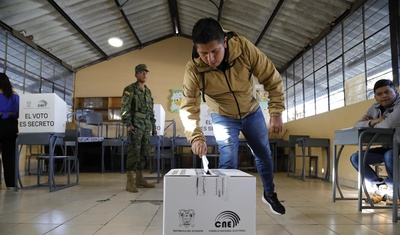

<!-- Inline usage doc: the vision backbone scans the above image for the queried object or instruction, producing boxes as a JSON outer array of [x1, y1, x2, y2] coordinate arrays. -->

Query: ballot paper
[[201, 155, 209, 174]]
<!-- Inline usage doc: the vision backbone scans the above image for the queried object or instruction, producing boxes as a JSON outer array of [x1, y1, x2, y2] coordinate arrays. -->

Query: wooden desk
[[297, 137, 330, 181], [332, 127, 393, 211]]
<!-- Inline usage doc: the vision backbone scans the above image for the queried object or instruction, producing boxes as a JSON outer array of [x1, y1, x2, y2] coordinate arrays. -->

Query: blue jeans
[[349, 147, 393, 187], [211, 107, 275, 194]]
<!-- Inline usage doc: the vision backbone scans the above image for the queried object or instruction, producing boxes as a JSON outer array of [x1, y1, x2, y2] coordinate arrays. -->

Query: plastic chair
[[173, 137, 191, 167], [86, 112, 103, 137], [160, 136, 175, 173], [149, 136, 161, 182], [79, 127, 93, 137], [101, 137, 127, 173], [26, 145, 46, 175], [150, 136, 173, 174], [287, 135, 318, 178]]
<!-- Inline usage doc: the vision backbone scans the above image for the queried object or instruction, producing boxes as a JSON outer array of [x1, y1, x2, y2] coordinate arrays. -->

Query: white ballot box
[[19, 93, 67, 133], [163, 169, 256, 235], [154, 104, 165, 135]]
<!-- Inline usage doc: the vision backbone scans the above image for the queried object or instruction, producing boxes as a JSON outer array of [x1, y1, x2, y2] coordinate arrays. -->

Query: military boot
[[126, 171, 138, 193], [135, 171, 155, 188]]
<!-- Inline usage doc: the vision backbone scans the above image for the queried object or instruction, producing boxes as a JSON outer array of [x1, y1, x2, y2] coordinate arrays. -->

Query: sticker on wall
[[170, 89, 183, 113], [255, 84, 269, 111]]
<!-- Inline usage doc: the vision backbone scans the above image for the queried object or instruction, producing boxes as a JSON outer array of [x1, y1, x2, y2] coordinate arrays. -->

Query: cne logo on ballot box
[[19, 93, 67, 133]]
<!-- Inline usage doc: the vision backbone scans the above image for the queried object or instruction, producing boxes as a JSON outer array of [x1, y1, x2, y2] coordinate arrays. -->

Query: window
[[295, 81, 304, 119], [54, 63, 66, 87], [303, 50, 313, 77], [343, 8, 363, 51], [40, 78, 54, 94], [314, 39, 326, 71], [315, 67, 328, 114], [365, 0, 389, 38], [0, 30, 5, 60], [304, 74, 315, 117], [0, 27, 74, 106], [344, 43, 365, 104], [286, 85, 295, 121], [54, 84, 65, 100], [294, 59, 302, 83], [327, 26, 342, 63], [25, 71, 40, 93], [328, 57, 344, 110], [286, 64, 294, 88], [41, 55, 55, 82], [280, 0, 392, 122], [5, 63, 24, 92], [365, 26, 392, 98], [26, 46, 41, 77], [6, 35, 25, 70]]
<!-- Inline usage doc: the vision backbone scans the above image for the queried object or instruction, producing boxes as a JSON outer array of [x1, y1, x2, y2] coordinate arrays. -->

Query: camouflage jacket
[[121, 82, 156, 131]]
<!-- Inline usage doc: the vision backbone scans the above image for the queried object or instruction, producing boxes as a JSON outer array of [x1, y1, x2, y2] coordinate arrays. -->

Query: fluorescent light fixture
[[108, 37, 123, 47]]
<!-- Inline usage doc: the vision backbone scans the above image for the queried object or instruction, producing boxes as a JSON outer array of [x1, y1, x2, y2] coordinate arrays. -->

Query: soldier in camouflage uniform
[[121, 64, 157, 193]]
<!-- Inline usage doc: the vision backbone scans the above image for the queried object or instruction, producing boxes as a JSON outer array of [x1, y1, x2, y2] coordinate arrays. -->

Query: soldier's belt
[[134, 112, 151, 119]]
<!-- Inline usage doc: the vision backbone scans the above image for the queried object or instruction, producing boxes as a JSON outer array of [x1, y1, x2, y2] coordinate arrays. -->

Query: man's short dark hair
[[192, 18, 225, 45], [374, 79, 395, 93]]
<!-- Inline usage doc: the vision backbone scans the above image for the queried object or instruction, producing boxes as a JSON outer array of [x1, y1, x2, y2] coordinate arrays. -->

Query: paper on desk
[[201, 155, 210, 174]]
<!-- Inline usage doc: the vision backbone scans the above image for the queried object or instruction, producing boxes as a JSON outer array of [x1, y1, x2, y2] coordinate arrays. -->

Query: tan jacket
[[180, 33, 285, 143]]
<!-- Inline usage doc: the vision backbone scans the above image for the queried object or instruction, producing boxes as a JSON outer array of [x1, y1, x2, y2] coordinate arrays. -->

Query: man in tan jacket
[[180, 18, 285, 215]]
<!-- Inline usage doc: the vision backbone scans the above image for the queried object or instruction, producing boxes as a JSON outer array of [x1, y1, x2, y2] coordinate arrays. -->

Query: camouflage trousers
[[126, 128, 151, 171]]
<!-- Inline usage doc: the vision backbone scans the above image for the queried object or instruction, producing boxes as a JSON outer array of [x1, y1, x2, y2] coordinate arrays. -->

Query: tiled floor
[[0, 171, 399, 235]]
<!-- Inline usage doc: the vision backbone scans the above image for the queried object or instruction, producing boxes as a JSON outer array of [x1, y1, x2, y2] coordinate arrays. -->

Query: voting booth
[[19, 93, 67, 133], [154, 104, 165, 136], [200, 103, 214, 136], [163, 169, 256, 235]]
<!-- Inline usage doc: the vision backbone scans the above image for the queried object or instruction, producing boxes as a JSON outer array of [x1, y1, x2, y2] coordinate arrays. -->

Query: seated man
[[349, 79, 400, 203]]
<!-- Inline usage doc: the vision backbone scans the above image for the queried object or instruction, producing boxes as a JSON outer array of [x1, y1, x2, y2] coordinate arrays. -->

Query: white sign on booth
[[200, 103, 214, 136], [19, 93, 67, 133], [154, 104, 165, 136]]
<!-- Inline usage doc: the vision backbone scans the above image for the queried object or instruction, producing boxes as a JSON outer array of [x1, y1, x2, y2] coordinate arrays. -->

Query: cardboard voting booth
[[200, 103, 214, 136], [163, 169, 256, 235], [19, 93, 67, 133], [154, 104, 165, 136]]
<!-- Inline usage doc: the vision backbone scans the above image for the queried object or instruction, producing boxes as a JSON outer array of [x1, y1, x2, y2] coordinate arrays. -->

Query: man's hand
[[362, 115, 373, 121], [269, 116, 283, 134], [369, 116, 386, 127], [191, 139, 208, 157]]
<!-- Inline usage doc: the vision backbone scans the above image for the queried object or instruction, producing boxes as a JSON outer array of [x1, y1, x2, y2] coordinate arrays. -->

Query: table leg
[[393, 135, 399, 222]]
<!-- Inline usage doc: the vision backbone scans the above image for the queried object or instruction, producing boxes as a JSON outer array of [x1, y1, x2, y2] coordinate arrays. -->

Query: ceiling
[[0, 0, 362, 72]]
